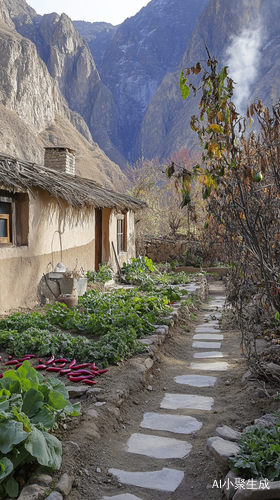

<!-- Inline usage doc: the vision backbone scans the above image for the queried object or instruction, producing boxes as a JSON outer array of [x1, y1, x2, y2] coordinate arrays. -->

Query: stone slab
[[191, 362, 228, 371], [160, 393, 214, 411], [126, 433, 192, 459], [140, 412, 202, 434], [193, 351, 224, 359], [108, 468, 184, 492], [195, 327, 221, 333], [102, 495, 143, 500], [206, 436, 240, 470], [193, 333, 224, 340], [192, 341, 222, 349], [174, 374, 217, 387], [215, 425, 241, 442]]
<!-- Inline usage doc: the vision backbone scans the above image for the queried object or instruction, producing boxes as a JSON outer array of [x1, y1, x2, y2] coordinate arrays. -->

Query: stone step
[[108, 468, 184, 493], [102, 495, 143, 500], [193, 333, 224, 340], [160, 393, 214, 410], [174, 374, 217, 387], [191, 361, 228, 371], [140, 412, 202, 434], [192, 341, 222, 349], [193, 352, 224, 359], [126, 433, 192, 459], [195, 327, 221, 333]]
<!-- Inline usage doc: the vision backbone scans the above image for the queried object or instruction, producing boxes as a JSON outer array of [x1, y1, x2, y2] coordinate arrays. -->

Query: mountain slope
[[139, 0, 280, 160], [0, 1, 127, 188]]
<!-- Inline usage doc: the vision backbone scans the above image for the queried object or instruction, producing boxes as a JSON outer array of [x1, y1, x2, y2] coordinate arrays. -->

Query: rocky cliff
[[0, 0, 127, 188], [139, 0, 280, 160]]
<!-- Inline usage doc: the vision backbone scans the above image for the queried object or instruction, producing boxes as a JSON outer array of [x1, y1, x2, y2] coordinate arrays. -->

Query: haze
[[27, 0, 151, 25]]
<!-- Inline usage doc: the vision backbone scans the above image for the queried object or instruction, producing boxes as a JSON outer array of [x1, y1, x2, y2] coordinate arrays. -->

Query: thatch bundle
[[0, 153, 145, 211]]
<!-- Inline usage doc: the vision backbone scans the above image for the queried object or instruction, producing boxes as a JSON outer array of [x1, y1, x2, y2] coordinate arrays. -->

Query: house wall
[[109, 210, 136, 271], [0, 187, 95, 313]]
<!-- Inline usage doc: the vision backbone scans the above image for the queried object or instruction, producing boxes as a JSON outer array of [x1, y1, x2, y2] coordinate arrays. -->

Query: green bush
[[0, 361, 80, 498]]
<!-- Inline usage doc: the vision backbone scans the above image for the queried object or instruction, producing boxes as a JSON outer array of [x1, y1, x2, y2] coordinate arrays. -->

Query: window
[[0, 191, 29, 246], [117, 214, 127, 254]]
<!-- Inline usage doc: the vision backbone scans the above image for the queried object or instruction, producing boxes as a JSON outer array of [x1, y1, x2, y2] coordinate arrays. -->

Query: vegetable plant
[[0, 361, 80, 498], [87, 263, 113, 283], [229, 425, 280, 481]]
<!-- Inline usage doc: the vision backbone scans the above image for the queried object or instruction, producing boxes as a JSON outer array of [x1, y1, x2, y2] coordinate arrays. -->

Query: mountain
[[95, 0, 209, 163], [0, 0, 127, 189], [139, 0, 280, 160], [73, 21, 117, 73]]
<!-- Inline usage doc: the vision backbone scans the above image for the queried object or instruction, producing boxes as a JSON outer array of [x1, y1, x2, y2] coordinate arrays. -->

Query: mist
[[225, 26, 263, 113]]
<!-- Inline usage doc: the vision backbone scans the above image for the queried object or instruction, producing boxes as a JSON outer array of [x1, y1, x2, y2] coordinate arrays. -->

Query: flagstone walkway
[[101, 284, 228, 500]]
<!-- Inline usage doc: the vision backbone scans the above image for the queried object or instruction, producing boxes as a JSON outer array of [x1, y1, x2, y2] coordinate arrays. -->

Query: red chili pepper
[[56, 362, 67, 368], [5, 360, 19, 365], [68, 375, 94, 382], [46, 367, 61, 372], [8, 355, 13, 360], [59, 368, 72, 375], [15, 363, 23, 369], [68, 359, 76, 369], [38, 359, 43, 363], [23, 355, 36, 358], [91, 362, 98, 370], [69, 369, 93, 376], [17, 357, 31, 362], [46, 355, 55, 365], [81, 379, 97, 385], [72, 363, 91, 370], [35, 365, 47, 370], [54, 358, 68, 363], [96, 369, 109, 374], [0, 374, 3, 379]]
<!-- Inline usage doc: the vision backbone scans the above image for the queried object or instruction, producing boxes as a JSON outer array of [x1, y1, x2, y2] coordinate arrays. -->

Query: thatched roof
[[0, 153, 145, 211]]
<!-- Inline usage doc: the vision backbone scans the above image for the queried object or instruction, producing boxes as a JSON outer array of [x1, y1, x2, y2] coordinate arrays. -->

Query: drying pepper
[[46, 367, 61, 372], [59, 368, 72, 375], [72, 363, 91, 370], [69, 369, 93, 376], [35, 365, 47, 370], [68, 375, 94, 382], [5, 360, 19, 365], [81, 379, 97, 386], [15, 363, 23, 369], [45, 355, 55, 365], [54, 358, 68, 363], [96, 369, 109, 374], [68, 359, 76, 369]]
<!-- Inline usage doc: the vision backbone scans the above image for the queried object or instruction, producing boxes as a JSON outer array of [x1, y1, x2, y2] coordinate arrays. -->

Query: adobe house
[[0, 148, 145, 313]]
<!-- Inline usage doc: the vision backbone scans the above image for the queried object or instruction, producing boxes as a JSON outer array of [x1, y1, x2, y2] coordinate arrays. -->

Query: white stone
[[108, 468, 184, 492], [193, 352, 224, 358], [193, 333, 224, 340], [191, 362, 228, 371], [205, 436, 239, 469], [174, 375, 217, 387], [140, 412, 202, 434], [160, 393, 214, 411], [192, 341, 222, 349], [195, 327, 221, 333], [215, 425, 241, 442], [126, 433, 192, 459], [102, 495, 143, 500]]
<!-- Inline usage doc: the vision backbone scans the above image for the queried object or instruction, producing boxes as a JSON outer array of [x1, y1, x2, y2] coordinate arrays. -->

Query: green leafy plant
[[87, 263, 113, 283], [0, 361, 80, 498], [229, 425, 280, 481]]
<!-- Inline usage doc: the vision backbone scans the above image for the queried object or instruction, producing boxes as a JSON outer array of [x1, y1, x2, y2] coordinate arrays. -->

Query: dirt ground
[[43, 282, 280, 500]]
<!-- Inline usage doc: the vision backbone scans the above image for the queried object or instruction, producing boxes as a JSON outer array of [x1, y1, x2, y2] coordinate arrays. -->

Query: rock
[[242, 370, 257, 385], [147, 385, 153, 391], [223, 470, 240, 500], [155, 328, 166, 335], [153, 325, 169, 334], [144, 358, 154, 370], [55, 473, 74, 497], [233, 480, 280, 499], [95, 402, 106, 407], [267, 362, 280, 374], [170, 310, 178, 321], [254, 414, 278, 429], [17, 484, 46, 500], [85, 406, 99, 419], [67, 386, 88, 398], [205, 437, 240, 472], [215, 426, 241, 442], [45, 493, 63, 500], [87, 387, 104, 394], [62, 441, 80, 452], [28, 473, 53, 487]]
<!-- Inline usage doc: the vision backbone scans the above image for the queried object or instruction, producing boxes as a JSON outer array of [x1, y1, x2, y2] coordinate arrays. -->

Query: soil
[[48, 282, 280, 500]]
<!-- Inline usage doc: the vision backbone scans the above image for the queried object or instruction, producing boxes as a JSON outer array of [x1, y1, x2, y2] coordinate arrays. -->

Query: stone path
[[101, 285, 228, 500]]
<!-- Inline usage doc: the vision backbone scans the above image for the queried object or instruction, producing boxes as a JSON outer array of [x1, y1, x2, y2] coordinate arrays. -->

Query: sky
[[27, 0, 151, 25]]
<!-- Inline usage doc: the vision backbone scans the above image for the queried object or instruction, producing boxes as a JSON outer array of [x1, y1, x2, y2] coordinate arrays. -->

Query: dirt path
[[58, 282, 276, 500]]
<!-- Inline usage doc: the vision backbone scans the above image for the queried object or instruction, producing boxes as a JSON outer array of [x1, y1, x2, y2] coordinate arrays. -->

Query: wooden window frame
[[0, 214, 10, 243], [116, 213, 127, 254], [0, 192, 28, 247], [0, 195, 15, 246]]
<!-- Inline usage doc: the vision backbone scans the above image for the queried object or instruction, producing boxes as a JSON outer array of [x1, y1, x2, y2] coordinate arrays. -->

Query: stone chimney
[[44, 147, 76, 176]]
